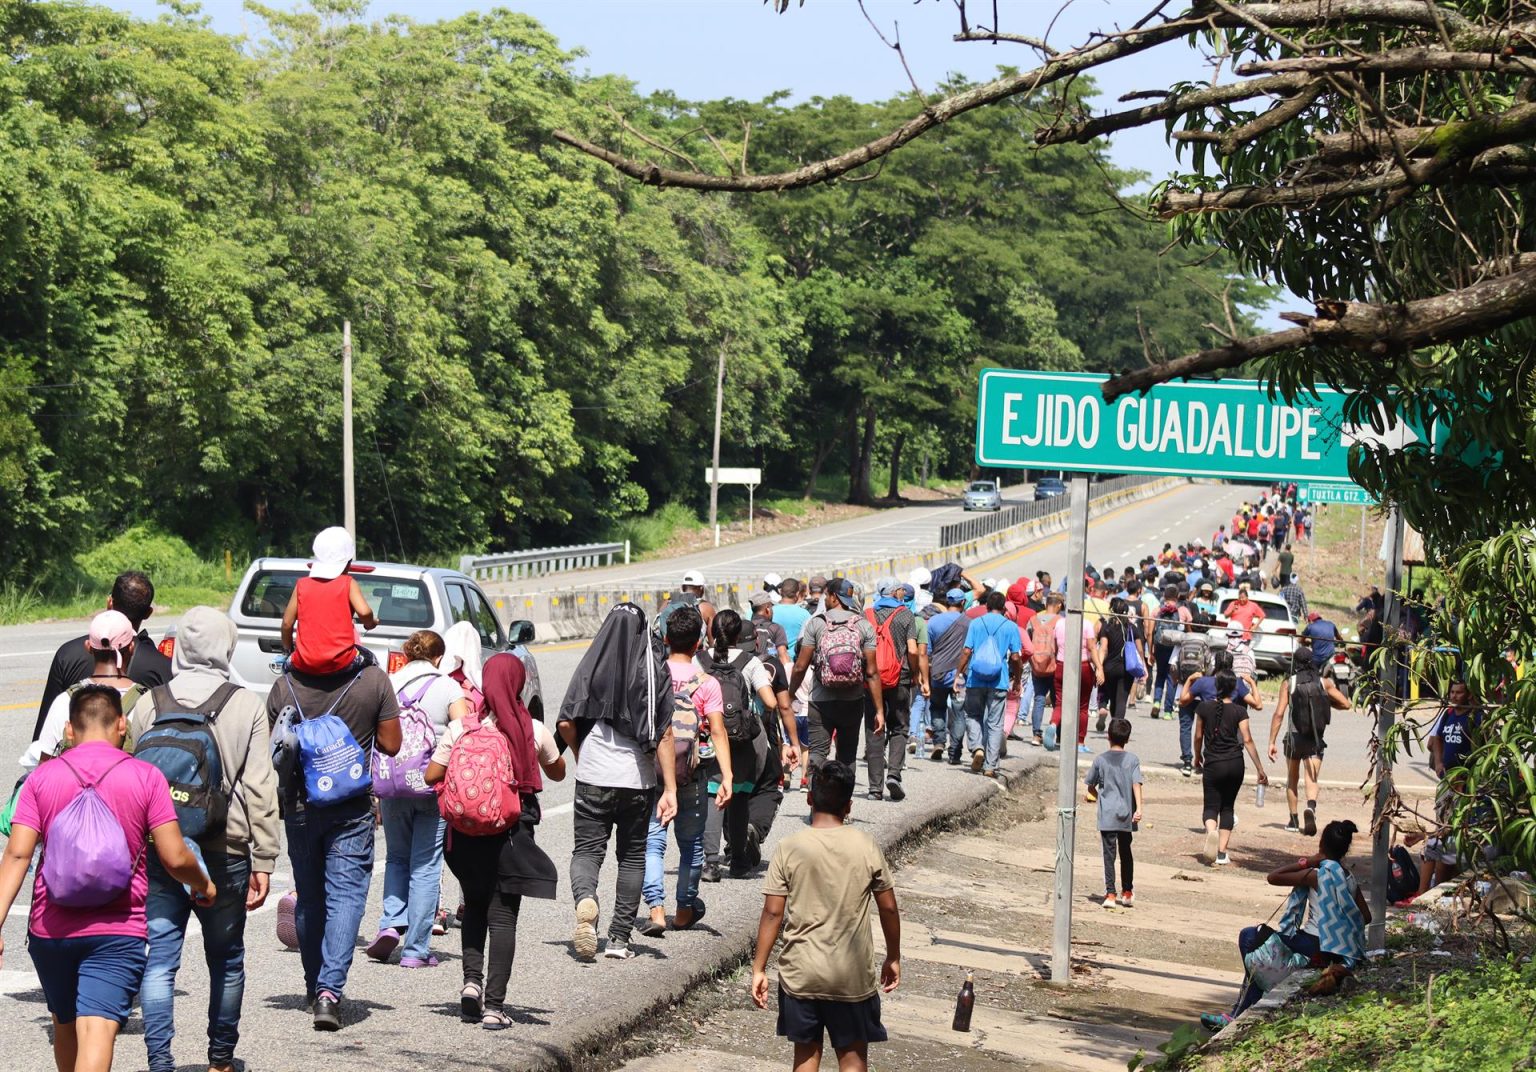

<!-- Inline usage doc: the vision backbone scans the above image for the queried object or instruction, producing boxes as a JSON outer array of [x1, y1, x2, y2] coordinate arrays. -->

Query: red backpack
[[865, 608, 903, 689], [436, 712, 521, 836]]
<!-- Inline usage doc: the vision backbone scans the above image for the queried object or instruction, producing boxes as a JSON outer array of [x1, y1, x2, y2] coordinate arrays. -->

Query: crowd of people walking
[[0, 482, 1470, 1072]]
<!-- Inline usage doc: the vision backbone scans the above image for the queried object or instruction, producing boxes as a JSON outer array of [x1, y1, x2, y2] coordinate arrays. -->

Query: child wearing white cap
[[278, 526, 379, 676]]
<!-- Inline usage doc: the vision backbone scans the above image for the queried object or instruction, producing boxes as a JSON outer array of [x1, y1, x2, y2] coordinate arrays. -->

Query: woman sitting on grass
[[1203, 819, 1371, 1031]]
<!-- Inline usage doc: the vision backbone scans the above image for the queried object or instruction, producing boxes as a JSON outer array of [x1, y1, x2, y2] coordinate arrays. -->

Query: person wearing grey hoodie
[[127, 606, 278, 1072]]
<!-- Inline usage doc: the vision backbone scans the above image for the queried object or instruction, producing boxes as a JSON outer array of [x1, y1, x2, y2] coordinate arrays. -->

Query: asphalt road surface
[[481, 482, 1040, 593], [0, 481, 1431, 1071]]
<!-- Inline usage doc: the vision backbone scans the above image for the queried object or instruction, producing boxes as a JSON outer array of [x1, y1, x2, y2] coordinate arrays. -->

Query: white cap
[[982, 577, 998, 590], [909, 566, 932, 588], [310, 526, 355, 580], [762, 572, 783, 603], [681, 569, 706, 587]]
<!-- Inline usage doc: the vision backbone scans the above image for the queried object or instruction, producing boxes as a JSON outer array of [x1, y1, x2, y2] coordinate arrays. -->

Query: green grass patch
[[1208, 956, 1536, 1071], [607, 500, 703, 558], [0, 525, 236, 626]]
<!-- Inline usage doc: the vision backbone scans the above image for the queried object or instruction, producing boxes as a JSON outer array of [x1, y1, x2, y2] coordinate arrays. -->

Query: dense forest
[[0, 1, 1266, 583]]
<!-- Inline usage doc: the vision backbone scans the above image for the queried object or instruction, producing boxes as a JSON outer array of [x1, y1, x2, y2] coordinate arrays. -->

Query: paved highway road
[[0, 481, 1431, 1071], [481, 482, 1041, 594]]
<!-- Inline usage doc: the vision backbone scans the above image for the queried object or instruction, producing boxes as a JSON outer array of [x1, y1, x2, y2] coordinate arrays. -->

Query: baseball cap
[[763, 572, 782, 590], [681, 569, 706, 587], [829, 577, 858, 603], [909, 566, 932, 588], [982, 577, 998, 591], [1226, 625, 1245, 637], [310, 526, 355, 580], [748, 591, 774, 609], [808, 574, 827, 593], [1198, 581, 1215, 594], [945, 588, 967, 604], [88, 610, 137, 670], [1307, 611, 1321, 622]]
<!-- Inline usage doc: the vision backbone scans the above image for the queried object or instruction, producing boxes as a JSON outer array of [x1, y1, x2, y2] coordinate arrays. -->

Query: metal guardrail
[[460, 540, 630, 582], [937, 474, 1159, 548]]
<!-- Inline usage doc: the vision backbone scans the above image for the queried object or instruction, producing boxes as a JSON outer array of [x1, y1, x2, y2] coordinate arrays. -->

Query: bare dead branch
[[1103, 260, 1536, 401], [1035, 72, 1313, 145], [954, 29, 1060, 54], [553, 17, 1200, 191], [1238, 48, 1536, 78], [602, 105, 703, 172]]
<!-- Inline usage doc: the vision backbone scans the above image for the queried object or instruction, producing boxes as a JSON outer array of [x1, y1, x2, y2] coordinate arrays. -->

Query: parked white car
[[1214, 589, 1298, 676]]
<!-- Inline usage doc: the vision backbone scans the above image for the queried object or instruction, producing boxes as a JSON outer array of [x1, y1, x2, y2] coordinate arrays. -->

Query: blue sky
[[115, 1, 1286, 323]]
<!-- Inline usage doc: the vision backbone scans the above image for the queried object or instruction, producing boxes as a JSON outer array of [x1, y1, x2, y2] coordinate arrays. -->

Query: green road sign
[[1298, 483, 1376, 506], [975, 369, 1429, 484]]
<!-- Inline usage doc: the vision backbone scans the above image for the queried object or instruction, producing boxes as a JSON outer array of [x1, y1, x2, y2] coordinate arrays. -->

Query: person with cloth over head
[[558, 604, 679, 960]]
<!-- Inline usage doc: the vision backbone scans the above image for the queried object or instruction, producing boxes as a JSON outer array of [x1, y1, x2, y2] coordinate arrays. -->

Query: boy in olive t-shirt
[[750, 761, 900, 1072]]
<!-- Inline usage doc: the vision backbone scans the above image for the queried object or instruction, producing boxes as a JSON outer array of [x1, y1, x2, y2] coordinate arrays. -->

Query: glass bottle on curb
[[952, 971, 975, 1032]]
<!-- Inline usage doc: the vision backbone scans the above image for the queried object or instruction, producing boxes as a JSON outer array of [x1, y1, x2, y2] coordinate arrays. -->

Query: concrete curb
[[1206, 967, 1321, 1050], [548, 751, 1046, 1072], [496, 478, 1186, 643]]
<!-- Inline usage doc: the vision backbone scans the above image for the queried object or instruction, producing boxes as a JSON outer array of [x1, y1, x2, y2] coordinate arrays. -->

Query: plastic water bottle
[[1255, 783, 1266, 808]]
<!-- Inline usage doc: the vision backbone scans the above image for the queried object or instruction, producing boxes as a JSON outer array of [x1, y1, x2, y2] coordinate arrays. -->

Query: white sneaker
[[602, 938, 636, 960], [1215, 853, 1232, 866], [1201, 828, 1220, 865]]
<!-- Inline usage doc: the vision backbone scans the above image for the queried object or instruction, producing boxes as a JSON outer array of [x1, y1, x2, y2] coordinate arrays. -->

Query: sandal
[[459, 982, 483, 1021], [481, 1008, 513, 1031]]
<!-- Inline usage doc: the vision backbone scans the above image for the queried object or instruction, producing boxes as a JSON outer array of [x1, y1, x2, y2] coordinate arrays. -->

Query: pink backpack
[[436, 712, 520, 836]]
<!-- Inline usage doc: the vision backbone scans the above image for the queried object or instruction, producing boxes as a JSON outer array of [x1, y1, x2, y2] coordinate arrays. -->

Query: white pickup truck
[[161, 558, 544, 718]]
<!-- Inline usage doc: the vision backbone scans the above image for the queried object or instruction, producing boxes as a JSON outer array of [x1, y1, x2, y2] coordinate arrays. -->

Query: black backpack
[[1153, 607, 1182, 649], [709, 651, 764, 744]]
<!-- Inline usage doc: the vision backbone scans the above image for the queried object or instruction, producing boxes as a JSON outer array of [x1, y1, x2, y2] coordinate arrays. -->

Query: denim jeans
[[908, 690, 929, 741], [927, 685, 953, 749], [643, 779, 706, 911], [1028, 672, 1055, 735], [945, 689, 971, 761], [570, 782, 653, 944], [377, 795, 445, 961], [1153, 647, 1178, 712], [1179, 706, 1197, 764], [285, 798, 375, 998], [142, 851, 251, 1072], [963, 686, 1008, 771]]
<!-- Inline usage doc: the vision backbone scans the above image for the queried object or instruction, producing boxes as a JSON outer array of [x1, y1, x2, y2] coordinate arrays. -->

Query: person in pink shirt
[[0, 685, 213, 1072], [1225, 585, 1268, 640]]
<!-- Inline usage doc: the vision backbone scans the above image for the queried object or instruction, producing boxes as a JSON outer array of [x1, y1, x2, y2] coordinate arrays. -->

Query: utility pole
[[709, 338, 727, 547], [342, 320, 356, 538]]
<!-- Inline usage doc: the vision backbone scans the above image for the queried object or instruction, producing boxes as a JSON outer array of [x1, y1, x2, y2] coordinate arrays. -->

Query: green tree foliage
[[0, 1, 1261, 580]]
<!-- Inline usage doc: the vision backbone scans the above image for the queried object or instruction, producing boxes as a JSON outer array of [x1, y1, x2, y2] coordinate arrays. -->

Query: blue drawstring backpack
[[284, 674, 371, 807]]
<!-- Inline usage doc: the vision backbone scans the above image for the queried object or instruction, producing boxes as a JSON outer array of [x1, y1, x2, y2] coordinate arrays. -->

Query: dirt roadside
[[602, 751, 1382, 1072]]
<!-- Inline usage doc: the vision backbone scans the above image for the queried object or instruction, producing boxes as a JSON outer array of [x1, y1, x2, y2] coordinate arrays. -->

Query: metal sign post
[[704, 467, 763, 543], [1368, 505, 1406, 951], [1050, 474, 1090, 984]]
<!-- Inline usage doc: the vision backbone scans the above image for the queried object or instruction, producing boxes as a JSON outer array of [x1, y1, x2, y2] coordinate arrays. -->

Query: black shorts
[[1285, 732, 1326, 760], [777, 987, 888, 1049]]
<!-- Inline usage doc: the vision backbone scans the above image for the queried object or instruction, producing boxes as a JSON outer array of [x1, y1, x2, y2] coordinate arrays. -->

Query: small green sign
[[1298, 483, 1376, 506], [975, 369, 1429, 484]]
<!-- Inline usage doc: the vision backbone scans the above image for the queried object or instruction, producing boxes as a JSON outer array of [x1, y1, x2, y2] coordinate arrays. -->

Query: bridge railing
[[460, 541, 630, 583]]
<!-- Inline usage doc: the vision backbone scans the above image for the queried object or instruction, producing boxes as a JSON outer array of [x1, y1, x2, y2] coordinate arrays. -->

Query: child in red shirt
[[279, 527, 379, 675]]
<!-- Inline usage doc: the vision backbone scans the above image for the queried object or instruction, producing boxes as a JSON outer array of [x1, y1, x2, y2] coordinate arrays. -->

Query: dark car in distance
[[1034, 477, 1068, 501]]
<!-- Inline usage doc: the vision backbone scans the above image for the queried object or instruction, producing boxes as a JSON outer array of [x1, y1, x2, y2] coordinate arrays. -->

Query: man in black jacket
[[33, 570, 171, 740]]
